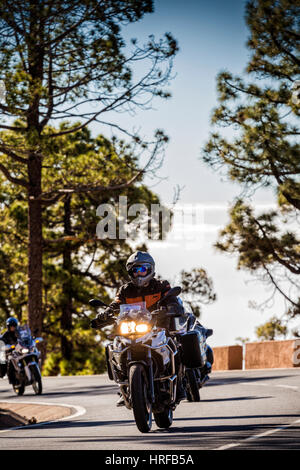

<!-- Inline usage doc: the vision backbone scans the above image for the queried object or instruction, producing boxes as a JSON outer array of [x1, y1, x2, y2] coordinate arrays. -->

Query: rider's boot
[[116, 391, 125, 407]]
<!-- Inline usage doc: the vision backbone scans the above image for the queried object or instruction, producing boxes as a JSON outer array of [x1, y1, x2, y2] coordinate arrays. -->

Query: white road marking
[[275, 384, 299, 390], [240, 382, 269, 386], [0, 400, 86, 434], [215, 418, 300, 450]]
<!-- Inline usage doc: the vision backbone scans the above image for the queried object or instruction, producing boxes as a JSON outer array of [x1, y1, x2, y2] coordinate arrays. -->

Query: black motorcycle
[[4, 325, 43, 396], [181, 314, 213, 402], [90, 287, 212, 433], [153, 302, 213, 403]]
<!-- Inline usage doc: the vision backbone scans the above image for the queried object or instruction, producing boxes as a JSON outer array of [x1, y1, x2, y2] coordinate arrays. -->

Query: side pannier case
[[179, 330, 206, 368]]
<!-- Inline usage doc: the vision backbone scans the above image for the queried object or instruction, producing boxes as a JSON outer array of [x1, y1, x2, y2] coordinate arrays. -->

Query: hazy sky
[[91, 1, 296, 346], [108, 0, 275, 205]]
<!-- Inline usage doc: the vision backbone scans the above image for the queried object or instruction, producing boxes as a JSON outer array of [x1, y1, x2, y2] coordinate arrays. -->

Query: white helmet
[[126, 251, 155, 287]]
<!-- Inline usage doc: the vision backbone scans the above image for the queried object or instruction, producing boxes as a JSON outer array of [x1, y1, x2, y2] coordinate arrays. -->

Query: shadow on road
[[0, 384, 118, 400], [207, 374, 297, 387], [3, 415, 299, 451], [199, 396, 272, 402], [40, 384, 118, 398], [3, 413, 299, 433]]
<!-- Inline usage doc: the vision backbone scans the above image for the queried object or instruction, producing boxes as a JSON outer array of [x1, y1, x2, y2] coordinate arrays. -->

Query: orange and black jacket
[[109, 278, 183, 314]]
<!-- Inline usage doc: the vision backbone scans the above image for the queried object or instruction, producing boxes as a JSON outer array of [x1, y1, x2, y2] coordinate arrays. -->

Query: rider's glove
[[96, 307, 114, 323], [90, 318, 102, 329], [102, 307, 115, 320], [90, 308, 115, 328]]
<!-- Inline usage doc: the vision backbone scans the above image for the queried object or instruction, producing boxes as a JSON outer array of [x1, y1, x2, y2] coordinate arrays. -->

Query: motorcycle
[[5, 325, 43, 396], [90, 286, 212, 433], [181, 314, 213, 402], [150, 299, 213, 403]]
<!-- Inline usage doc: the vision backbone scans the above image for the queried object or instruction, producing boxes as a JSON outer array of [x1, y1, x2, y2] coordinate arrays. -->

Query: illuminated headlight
[[135, 323, 150, 334], [119, 321, 150, 335], [120, 321, 136, 335], [21, 348, 29, 354]]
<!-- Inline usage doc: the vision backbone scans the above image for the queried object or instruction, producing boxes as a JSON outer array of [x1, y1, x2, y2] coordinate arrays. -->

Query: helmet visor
[[130, 263, 152, 278]]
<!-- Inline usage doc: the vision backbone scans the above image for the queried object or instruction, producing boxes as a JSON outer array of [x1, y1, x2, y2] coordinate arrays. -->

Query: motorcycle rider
[[0, 317, 19, 380], [1, 317, 19, 346], [91, 251, 188, 405]]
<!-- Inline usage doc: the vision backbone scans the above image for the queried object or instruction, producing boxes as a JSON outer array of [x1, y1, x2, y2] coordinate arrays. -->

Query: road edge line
[[215, 418, 300, 450]]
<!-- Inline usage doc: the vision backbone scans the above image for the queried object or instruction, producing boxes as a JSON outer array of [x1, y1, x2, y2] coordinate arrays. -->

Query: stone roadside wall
[[212, 339, 300, 371], [212, 345, 243, 370], [245, 339, 300, 369]]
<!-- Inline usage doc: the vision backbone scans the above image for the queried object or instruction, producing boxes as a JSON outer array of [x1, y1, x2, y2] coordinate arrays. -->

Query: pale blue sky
[[91, 1, 295, 346], [109, 0, 275, 205], [92, 0, 275, 204]]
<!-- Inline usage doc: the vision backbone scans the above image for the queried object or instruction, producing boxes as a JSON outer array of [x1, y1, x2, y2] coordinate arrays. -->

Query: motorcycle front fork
[[146, 348, 155, 404]]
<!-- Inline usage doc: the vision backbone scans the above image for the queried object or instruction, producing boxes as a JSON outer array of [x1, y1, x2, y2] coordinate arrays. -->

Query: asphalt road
[[0, 369, 299, 450]]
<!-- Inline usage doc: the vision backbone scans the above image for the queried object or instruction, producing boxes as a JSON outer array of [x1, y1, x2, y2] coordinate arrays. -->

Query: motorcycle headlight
[[135, 323, 150, 334], [120, 321, 136, 335], [119, 321, 150, 335], [21, 348, 29, 354]]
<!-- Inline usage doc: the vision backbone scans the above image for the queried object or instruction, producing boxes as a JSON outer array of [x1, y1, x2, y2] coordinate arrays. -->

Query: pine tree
[[0, 1, 178, 335], [0, 124, 170, 374], [202, 0, 300, 330], [178, 268, 216, 318]]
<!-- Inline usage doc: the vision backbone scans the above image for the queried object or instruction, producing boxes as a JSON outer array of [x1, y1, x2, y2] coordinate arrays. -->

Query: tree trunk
[[27, 153, 43, 336], [26, 1, 44, 338], [61, 195, 73, 360]]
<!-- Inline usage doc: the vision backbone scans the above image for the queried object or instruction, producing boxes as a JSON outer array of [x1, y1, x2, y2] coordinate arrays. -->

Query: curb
[[0, 408, 29, 429], [0, 401, 75, 430]]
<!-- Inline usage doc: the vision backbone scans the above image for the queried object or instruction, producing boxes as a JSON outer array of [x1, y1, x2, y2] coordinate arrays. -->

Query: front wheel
[[13, 383, 25, 396], [154, 407, 173, 429], [129, 364, 152, 433], [30, 364, 42, 395], [9, 363, 25, 395]]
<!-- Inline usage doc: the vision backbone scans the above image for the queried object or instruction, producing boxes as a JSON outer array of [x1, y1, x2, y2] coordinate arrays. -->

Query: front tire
[[129, 364, 152, 433], [13, 383, 25, 396], [31, 364, 42, 395], [9, 363, 25, 395], [154, 407, 173, 429]]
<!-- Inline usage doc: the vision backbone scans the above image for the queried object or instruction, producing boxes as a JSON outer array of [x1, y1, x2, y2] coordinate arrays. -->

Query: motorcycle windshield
[[119, 302, 151, 322], [17, 325, 33, 348], [0, 340, 5, 364]]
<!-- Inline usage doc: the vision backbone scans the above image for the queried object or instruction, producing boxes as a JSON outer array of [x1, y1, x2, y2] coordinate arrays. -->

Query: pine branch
[[0, 162, 28, 187], [0, 143, 27, 164]]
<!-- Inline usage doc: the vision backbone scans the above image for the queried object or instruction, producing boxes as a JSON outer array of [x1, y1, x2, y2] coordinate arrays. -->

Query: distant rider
[[0, 317, 19, 380], [1, 317, 19, 346]]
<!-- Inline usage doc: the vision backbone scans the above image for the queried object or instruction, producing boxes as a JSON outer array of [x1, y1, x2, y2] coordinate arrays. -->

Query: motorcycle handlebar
[[166, 312, 184, 317], [151, 308, 165, 316], [151, 308, 182, 318]]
